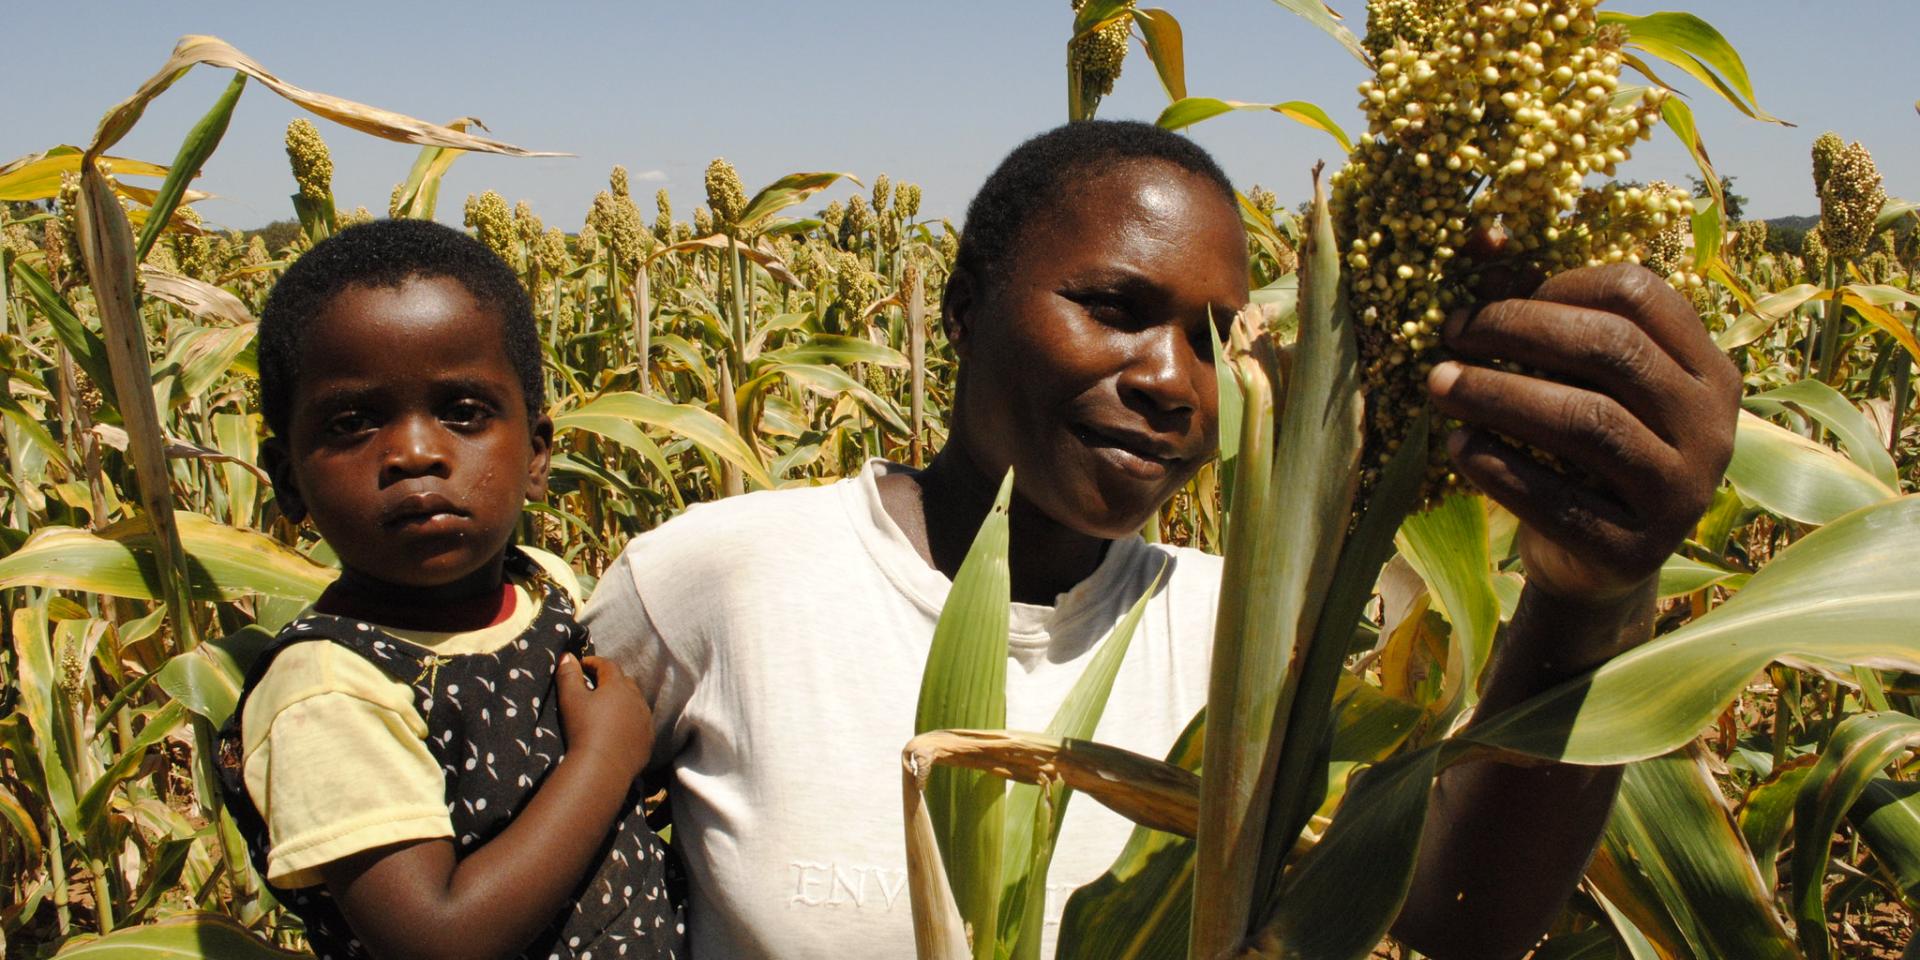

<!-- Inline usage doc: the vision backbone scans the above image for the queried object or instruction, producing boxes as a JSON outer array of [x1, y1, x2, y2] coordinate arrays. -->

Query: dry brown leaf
[[92, 424, 269, 483], [648, 233, 803, 288], [74, 159, 197, 637], [140, 265, 255, 326], [903, 729, 1200, 838], [89, 35, 565, 158], [902, 758, 973, 960], [899, 730, 1202, 958]]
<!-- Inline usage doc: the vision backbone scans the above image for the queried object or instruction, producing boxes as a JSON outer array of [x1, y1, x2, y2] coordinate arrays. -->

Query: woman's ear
[[525, 414, 554, 502], [941, 265, 976, 360], [259, 437, 308, 523]]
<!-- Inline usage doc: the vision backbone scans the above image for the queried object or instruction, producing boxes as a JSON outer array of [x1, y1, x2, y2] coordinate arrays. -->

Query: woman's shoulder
[[615, 475, 860, 574], [1138, 540, 1225, 593]]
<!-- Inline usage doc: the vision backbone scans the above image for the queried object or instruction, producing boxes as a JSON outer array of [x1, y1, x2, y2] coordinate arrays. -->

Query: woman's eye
[[1071, 293, 1132, 324], [1189, 325, 1221, 361], [1192, 316, 1230, 359]]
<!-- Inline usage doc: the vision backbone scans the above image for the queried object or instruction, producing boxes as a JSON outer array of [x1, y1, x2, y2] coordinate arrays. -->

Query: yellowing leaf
[[88, 35, 565, 159]]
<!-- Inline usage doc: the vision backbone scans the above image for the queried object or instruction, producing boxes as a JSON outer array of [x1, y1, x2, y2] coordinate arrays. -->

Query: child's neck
[[315, 554, 517, 633]]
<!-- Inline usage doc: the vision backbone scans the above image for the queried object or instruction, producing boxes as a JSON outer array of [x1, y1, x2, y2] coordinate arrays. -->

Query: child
[[216, 219, 683, 960]]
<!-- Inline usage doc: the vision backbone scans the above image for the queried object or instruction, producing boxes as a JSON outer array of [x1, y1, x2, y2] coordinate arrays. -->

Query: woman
[[583, 120, 1739, 959]]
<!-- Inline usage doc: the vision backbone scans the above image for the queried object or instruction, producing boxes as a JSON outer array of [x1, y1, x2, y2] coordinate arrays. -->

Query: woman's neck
[[314, 551, 515, 632], [898, 445, 1111, 606]]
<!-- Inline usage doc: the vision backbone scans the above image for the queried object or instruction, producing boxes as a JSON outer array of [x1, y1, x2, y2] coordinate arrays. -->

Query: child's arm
[[317, 654, 652, 960]]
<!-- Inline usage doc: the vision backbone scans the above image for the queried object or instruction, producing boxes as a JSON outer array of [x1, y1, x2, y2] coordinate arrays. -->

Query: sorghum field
[[2, 3, 1917, 958]]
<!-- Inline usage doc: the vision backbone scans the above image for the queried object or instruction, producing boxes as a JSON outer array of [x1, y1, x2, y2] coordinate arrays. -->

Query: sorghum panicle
[[654, 189, 674, 243], [284, 119, 334, 204], [1068, 0, 1133, 102], [1801, 229, 1829, 279], [463, 190, 516, 267], [1816, 137, 1884, 260], [1332, 0, 1690, 501], [705, 158, 748, 231]]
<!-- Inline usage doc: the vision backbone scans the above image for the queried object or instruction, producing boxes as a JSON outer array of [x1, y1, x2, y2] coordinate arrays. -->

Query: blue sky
[[6, 1, 1914, 231]]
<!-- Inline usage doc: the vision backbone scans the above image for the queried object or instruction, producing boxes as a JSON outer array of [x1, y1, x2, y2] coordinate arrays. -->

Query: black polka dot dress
[[217, 551, 685, 960]]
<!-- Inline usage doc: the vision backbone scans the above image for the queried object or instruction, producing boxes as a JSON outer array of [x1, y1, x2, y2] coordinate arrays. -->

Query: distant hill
[[1762, 214, 1816, 254]]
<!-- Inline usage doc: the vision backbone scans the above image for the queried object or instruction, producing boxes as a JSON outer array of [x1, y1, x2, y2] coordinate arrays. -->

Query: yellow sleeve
[[241, 642, 453, 888]]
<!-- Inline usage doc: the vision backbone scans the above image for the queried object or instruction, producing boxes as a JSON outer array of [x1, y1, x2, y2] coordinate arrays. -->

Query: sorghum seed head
[[587, 180, 648, 269], [939, 220, 960, 262], [464, 190, 516, 266], [1800, 228, 1829, 278], [654, 189, 674, 242], [514, 200, 544, 244], [1817, 138, 1884, 260], [705, 157, 748, 230], [1068, 0, 1133, 102], [1336, 0, 1677, 505], [1810, 131, 1845, 194], [284, 119, 334, 204]]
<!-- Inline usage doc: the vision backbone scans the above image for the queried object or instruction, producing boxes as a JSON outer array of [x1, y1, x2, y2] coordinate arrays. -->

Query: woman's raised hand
[[1425, 261, 1742, 603]]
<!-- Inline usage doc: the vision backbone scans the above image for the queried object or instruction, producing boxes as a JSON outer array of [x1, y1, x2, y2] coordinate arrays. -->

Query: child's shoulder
[[239, 624, 422, 750], [517, 544, 585, 605]]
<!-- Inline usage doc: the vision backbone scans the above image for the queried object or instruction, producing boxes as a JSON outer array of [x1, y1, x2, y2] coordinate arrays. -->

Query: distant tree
[[1690, 174, 1747, 223], [1767, 225, 1806, 256], [246, 219, 304, 255]]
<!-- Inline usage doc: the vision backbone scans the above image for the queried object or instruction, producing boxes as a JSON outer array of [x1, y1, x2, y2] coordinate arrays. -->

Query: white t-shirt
[[582, 460, 1220, 960]]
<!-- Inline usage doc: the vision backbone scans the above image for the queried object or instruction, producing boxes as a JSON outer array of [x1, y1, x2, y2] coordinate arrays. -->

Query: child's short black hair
[[955, 120, 1238, 288], [258, 218, 542, 436]]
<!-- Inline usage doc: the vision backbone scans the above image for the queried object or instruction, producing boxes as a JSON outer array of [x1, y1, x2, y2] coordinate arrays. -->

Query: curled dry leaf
[[648, 233, 804, 288], [88, 35, 567, 159], [140, 265, 255, 326], [902, 729, 1200, 838], [92, 424, 271, 483]]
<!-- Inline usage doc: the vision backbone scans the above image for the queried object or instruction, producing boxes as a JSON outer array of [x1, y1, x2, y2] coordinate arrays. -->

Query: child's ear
[[525, 414, 554, 502], [259, 437, 308, 523], [941, 266, 976, 361]]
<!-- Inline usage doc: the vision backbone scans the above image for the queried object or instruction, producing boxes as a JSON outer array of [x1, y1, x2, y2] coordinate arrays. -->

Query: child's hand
[[556, 654, 654, 782]]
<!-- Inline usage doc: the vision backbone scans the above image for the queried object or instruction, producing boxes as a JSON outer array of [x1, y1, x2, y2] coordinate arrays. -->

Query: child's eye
[[443, 400, 494, 427], [324, 412, 375, 437]]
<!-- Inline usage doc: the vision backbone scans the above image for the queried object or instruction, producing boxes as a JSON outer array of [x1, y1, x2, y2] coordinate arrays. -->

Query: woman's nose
[[380, 416, 452, 482], [1118, 324, 1202, 418]]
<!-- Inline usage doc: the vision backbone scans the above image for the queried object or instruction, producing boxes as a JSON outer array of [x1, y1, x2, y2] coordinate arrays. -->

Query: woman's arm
[[1391, 263, 1741, 958], [320, 655, 652, 960]]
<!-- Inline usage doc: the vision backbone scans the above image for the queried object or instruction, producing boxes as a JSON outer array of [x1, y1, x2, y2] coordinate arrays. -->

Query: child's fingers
[[578, 655, 624, 681], [555, 653, 588, 711], [579, 655, 639, 694]]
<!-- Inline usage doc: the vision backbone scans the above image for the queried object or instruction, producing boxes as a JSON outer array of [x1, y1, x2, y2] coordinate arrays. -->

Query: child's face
[[265, 276, 552, 594]]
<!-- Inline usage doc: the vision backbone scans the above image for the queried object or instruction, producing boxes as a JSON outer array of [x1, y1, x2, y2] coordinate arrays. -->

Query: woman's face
[[950, 159, 1249, 539]]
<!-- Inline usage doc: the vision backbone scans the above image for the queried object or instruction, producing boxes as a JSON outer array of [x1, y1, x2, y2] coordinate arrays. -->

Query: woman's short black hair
[[955, 120, 1238, 288], [257, 218, 542, 436]]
